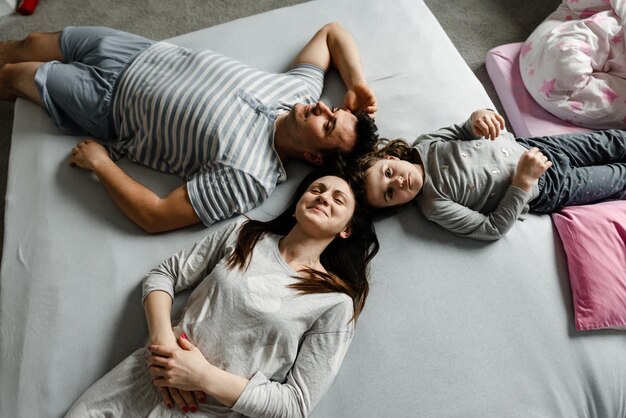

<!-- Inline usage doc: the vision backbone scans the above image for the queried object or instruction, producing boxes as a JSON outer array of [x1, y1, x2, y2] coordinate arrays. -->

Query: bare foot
[[0, 40, 20, 68]]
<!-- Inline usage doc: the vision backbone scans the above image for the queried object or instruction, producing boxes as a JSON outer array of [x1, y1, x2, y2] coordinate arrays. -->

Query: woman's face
[[295, 175, 355, 239], [364, 156, 422, 208]]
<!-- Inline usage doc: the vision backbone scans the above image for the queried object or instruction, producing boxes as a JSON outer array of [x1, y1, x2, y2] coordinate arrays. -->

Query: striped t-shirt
[[110, 42, 325, 226]]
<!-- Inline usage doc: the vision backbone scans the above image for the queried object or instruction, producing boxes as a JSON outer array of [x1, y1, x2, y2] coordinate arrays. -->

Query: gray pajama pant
[[517, 130, 626, 214], [35, 26, 154, 140]]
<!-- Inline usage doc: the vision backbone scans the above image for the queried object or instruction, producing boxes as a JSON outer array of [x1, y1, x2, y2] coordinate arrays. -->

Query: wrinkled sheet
[[521, 0, 626, 128], [2, 0, 626, 417]]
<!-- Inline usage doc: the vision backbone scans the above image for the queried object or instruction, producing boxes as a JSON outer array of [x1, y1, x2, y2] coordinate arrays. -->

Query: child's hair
[[356, 138, 413, 215], [227, 165, 379, 321]]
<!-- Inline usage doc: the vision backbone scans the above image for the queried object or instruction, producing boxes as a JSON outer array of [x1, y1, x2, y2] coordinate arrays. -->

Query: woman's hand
[[470, 109, 505, 140], [69, 139, 112, 171], [149, 334, 213, 408], [149, 331, 205, 413], [344, 82, 377, 117]]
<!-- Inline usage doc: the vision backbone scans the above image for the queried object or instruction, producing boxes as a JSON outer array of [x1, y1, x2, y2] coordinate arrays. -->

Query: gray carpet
[[0, 0, 561, 255]]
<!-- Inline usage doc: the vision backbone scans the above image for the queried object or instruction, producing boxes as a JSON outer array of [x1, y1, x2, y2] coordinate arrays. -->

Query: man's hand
[[69, 139, 111, 171], [470, 109, 505, 140], [293, 23, 374, 117], [344, 82, 377, 117], [512, 147, 552, 192], [67, 143, 201, 233]]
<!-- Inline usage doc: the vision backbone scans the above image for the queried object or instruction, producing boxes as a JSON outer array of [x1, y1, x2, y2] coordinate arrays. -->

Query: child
[[358, 108, 626, 240]]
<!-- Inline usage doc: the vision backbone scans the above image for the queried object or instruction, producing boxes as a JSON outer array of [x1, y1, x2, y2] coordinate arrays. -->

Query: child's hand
[[512, 147, 552, 192], [471, 109, 505, 140]]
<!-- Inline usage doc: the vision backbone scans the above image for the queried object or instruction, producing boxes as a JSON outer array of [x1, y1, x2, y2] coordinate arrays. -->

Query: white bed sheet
[[2, 0, 625, 417]]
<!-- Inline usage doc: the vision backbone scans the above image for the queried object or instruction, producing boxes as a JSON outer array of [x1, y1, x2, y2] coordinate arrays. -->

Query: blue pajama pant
[[516, 130, 626, 214]]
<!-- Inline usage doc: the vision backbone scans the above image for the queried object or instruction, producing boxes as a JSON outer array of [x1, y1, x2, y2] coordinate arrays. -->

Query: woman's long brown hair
[[227, 167, 379, 321]]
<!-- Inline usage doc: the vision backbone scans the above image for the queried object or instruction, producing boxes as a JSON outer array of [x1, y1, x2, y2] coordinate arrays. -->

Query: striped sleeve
[[186, 164, 271, 226], [285, 63, 325, 100]]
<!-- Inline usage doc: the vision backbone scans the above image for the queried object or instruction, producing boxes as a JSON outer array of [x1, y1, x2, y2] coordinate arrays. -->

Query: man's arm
[[293, 22, 376, 115], [70, 140, 201, 233]]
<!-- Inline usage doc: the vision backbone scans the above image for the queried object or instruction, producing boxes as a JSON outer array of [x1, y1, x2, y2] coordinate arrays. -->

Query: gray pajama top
[[411, 118, 540, 241], [66, 220, 354, 418]]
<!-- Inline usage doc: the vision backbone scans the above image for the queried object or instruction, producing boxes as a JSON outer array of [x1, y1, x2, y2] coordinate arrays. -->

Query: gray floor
[[0, 0, 560, 255]]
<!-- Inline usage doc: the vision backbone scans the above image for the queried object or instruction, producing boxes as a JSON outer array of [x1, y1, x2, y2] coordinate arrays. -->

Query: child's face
[[364, 156, 423, 208]]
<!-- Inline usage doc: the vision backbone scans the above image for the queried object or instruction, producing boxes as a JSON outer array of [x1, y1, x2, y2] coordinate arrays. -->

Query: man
[[0, 23, 378, 233]]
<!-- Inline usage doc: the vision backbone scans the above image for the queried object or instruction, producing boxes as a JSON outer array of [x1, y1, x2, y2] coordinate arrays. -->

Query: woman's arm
[[144, 290, 176, 346], [142, 220, 242, 411], [142, 220, 241, 303], [148, 300, 355, 418], [149, 335, 248, 406], [231, 300, 354, 417]]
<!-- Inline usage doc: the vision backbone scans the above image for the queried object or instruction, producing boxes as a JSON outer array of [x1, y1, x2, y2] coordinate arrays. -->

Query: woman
[[65, 167, 379, 417], [358, 108, 626, 240]]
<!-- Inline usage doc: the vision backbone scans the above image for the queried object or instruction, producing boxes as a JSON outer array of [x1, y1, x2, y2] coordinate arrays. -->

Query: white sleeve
[[141, 220, 242, 303], [231, 299, 355, 418]]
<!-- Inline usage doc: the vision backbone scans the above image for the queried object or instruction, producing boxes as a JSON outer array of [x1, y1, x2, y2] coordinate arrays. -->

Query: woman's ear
[[384, 155, 399, 161], [338, 225, 352, 239]]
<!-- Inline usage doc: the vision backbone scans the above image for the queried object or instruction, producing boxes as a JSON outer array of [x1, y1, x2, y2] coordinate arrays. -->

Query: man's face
[[289, 102, 358, 160]]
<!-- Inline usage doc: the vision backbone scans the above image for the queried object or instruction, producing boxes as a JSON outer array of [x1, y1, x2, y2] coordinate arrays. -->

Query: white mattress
[[2, 1, 625, 417]]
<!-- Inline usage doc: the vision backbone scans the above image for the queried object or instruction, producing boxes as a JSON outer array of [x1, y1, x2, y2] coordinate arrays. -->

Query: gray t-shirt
[[65, 219, 354, 418], [412, 118, 540, 241]]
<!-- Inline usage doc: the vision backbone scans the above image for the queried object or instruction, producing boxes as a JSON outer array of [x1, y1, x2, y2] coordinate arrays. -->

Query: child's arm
[[421, 147, 552, 241], [423, 188, 530, 241], [470, 109, 505, 140], [511, 147, 552, 192], [414, 109, 506, 145]]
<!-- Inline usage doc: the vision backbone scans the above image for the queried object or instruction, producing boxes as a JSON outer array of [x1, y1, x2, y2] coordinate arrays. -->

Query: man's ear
[[338, 225, 352, 239], [384, 155, 399, 161], [304, 151, 324, 166]]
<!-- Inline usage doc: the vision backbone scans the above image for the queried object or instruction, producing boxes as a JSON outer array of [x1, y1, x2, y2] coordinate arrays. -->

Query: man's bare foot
[[0, 40, 20, 68]]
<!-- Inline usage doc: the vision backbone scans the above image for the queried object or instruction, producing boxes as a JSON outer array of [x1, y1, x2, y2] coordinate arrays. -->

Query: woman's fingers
[[180, 390, 198, 413], [148, 355, 170, 368], [158, 387, 174, 410], [194, 390, 207, 403], [149, 344, 175, 357], [168, 387, 190, 413]]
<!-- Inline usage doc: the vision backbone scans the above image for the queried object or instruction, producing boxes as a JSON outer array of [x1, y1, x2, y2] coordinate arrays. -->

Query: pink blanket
[[520, 0, 626, 129]]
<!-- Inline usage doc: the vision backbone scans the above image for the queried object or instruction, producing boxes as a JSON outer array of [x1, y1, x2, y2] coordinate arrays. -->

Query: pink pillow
[[485, 42, 592, 138], [551, 201, 626, 331]]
